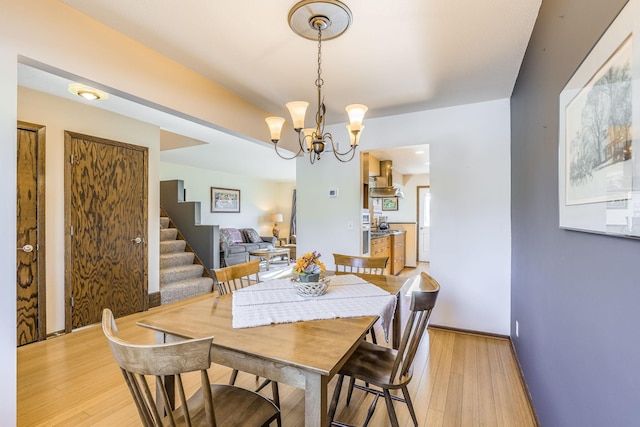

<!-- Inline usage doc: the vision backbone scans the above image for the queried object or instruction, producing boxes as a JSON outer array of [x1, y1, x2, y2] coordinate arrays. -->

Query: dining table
[[137, 272, 409, 427]]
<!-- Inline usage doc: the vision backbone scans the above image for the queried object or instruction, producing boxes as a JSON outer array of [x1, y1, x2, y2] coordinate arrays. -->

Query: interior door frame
[[416, 185, 430, 263], [17, 121, 47, 343]]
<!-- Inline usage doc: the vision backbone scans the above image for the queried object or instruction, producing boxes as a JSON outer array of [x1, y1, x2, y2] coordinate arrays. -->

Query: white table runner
[[232, 274, 397, 341]]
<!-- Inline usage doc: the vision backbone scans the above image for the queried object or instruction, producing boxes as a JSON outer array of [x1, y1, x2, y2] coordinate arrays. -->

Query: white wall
[[18, 87, 161, 333], [0, 41, 17, 425], [298, 99, 512, 335], [160, 162, 295, 237]]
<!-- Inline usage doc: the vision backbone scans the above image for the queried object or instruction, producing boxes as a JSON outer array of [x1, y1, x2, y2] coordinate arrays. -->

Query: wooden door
[[65, 131, 148, 331], [16, 122, 46, 346]]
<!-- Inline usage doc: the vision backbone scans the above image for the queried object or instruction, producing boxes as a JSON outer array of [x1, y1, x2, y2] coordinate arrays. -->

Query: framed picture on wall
[[382, 197, 398, 211], [558, 0, 640, 238], [211, 187, 240, 213]]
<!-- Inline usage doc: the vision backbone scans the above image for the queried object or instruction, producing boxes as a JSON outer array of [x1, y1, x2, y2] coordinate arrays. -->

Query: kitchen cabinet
[[370, 235, 391, 274], [390, 231, 406, 275]]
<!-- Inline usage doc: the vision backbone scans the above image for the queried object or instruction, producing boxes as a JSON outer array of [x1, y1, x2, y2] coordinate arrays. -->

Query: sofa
[[220, 227, 276, 266]]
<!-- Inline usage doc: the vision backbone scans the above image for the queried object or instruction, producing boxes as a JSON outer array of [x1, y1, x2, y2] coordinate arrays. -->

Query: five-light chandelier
[[265, 0, 367, 164]]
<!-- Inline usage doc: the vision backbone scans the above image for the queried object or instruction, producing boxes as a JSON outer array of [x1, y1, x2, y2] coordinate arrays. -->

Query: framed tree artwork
[[558, 0, 640, 238]]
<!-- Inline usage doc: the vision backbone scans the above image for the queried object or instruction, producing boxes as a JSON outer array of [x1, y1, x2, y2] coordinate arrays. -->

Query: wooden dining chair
[[212, 259, 280, 418], [213, 258, 261, 295], [333, 253, 390, 343], [101, 308, 280, 427], [328, 272, 440, 427], [333, 253, 389, 275]]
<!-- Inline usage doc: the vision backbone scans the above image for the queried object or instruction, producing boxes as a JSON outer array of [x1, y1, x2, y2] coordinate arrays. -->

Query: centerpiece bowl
[[293, 278, 330, 297]]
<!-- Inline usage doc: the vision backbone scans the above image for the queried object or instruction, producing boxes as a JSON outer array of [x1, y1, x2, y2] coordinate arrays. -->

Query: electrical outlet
[[515, 320, 519, 337]]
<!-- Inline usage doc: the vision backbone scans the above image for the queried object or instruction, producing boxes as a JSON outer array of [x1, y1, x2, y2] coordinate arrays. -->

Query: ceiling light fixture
[[68, 83, 109, 101], [265, 0, 367, 164]]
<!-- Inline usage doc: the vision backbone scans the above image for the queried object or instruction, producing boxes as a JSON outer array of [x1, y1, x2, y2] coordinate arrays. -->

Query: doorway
[[64, 131, 148, 331], [418, 186, 431, 262], [16, 122, 46, 346]]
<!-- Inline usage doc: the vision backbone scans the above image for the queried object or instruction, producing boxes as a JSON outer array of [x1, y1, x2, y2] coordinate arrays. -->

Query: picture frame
[[382, 197, 398, 211], [558, 0, 640, 238], [211, 187, 240, 213]]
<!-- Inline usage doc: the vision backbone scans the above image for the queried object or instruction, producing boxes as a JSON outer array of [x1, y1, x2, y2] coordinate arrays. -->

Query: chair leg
[[272, 381, 282, 427], [228, 369, 239, 385], [383, 389, 400, 427], [328, 374, 345, 423], [402, 385, 418, 426], [368, 327, 377, 344], [270, 381, 281, 409], [362, 393, 380, 427], [346, 377, 356, 405]]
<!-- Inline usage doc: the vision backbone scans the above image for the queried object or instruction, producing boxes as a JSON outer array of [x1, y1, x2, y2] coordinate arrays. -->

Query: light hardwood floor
[[18, 264, 537, 426]]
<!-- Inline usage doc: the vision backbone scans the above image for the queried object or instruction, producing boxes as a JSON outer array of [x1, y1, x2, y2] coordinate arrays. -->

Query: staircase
[[160, 215, 214, 304]]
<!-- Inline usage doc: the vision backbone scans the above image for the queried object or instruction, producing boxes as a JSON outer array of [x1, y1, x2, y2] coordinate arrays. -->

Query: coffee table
[[249, 247, 290, 270]]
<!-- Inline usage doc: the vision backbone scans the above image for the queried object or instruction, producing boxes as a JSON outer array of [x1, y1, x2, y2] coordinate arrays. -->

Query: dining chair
[[213, 258, 261, 295], [333, 253, 389, 275], [212, 259, 281, 418], [333, 253, 390, 344], [101, 308, 280, 427], [328, 272, 440, 427]]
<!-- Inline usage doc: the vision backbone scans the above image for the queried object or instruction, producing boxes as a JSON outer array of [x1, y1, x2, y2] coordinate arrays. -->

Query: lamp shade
[[286, 101, 309, 130], [265, 116, 286, 141], [345, 104, 368, 132], [269, 213, 284, 223], [346, 124, 364, 146]]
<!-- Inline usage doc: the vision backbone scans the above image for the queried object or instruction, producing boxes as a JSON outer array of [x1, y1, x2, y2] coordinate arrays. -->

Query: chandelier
[[265, 0, 367, 164]]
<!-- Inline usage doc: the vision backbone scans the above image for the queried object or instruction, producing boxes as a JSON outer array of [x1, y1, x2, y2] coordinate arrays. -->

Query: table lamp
[[269, 213, 283, 237]]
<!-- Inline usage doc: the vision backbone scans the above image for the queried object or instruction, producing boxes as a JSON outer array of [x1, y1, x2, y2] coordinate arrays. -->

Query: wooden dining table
[[137, 273, 409, 427]]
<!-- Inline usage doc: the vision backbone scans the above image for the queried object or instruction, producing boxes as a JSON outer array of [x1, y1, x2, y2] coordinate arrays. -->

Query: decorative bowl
[[293, 278, 330, 297]]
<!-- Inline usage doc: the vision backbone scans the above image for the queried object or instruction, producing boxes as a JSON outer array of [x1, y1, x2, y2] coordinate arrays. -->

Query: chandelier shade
[[266, 0, 366, 164]]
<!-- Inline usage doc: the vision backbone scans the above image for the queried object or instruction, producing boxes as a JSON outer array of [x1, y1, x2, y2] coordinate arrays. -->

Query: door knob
[[17, 244, 34, 253], [131, 237, 143, 244]]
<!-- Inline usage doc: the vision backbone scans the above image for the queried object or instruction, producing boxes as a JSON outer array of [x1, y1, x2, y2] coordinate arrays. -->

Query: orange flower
[[292, 251, 326, 274]]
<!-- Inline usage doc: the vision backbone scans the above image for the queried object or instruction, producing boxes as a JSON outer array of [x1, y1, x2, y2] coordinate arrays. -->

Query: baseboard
[[148, 292, 161, 308], [428, 323, 509, 340]]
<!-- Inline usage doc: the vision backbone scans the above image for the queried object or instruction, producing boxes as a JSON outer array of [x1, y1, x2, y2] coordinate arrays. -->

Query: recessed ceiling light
[[415, 150, 424, 154], [68, 83, 109, 101]]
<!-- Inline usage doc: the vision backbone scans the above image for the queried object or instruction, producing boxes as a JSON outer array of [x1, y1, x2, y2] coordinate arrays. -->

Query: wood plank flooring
[[17, 264, 537, 426]]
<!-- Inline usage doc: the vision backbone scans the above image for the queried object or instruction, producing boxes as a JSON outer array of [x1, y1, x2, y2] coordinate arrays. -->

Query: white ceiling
[[19, 0, 541, 180]]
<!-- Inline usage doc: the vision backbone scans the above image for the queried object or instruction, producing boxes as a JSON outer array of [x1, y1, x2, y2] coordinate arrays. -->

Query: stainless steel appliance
[[361, 209, 371, 255]]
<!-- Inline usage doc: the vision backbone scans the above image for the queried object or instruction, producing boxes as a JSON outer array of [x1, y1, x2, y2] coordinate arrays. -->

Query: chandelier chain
[[316, 26, 323, 89]]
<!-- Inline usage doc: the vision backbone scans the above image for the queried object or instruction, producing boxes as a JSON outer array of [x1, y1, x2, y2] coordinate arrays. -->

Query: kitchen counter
[[370, 230, 404, 238]]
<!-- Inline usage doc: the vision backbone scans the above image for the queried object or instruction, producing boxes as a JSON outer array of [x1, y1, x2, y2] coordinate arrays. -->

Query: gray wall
[[511, 0, 640, 426]]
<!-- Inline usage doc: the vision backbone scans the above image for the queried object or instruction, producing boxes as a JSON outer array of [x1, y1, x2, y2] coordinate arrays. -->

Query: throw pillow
[[219, 228, 234, 247], [242, 228, 262, 243], [227, 228, 244, 243]]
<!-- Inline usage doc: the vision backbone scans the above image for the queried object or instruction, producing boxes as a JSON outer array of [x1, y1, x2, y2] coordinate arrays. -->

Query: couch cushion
[[226, 228, 244, 243], [242, 228, 262, 243], [220, 228, 234, 247], [226, 244, 249, 255]]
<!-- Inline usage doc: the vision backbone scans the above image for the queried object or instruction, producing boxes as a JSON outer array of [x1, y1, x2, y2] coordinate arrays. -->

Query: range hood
[[369, 160, 404, 198]]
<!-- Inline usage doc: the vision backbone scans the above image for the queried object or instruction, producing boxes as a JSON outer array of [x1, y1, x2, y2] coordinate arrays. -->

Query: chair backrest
[[102, 308, 216, 427], [390, 272, 440, 385], [213, 259, 261, 295], [333, 253, 389, 275]]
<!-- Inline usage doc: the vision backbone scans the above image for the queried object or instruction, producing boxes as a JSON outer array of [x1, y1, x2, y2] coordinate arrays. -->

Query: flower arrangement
[[293, 251, 326, 276]]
